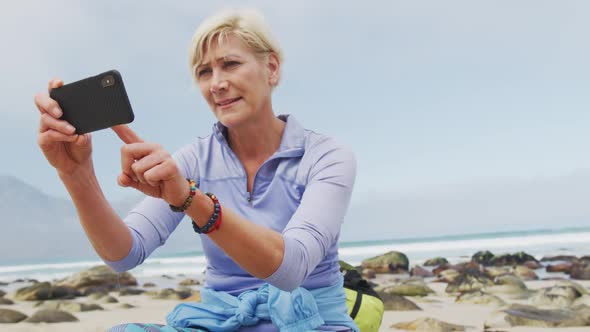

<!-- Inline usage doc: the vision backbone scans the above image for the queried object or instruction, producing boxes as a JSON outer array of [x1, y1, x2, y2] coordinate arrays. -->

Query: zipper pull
[[247, 192, 252, 202]]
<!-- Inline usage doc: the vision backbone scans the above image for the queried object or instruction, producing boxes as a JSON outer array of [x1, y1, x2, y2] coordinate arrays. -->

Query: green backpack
[[341, 263, 384, 332]]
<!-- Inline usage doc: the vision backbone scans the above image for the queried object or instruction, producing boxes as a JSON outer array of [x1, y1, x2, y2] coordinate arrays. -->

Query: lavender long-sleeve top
[[105, 114, 356, 295]]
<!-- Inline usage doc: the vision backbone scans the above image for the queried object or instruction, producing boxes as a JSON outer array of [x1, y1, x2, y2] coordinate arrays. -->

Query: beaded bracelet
[[169, 179, 197, 213], [192, 192, 222, 234]]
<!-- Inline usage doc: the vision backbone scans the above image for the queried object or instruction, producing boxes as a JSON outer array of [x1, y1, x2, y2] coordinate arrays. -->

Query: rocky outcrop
[[26, 309, 78, 323], [0, 308, 27, 323], [484, 303, 590, 328], [455, 290, 505, 306], [13, 282, 80, 301], [55, 265, 137, 291], [361, 251, 409, 273], [424, 257, 449, 266], [392, 317, 468, 331]]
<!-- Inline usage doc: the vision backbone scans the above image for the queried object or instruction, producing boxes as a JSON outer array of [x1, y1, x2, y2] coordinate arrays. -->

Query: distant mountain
[[0, 175, 203, 264]]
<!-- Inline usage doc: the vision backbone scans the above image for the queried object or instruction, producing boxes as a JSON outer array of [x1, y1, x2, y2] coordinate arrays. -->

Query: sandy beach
[[1, 275, 589, 331]]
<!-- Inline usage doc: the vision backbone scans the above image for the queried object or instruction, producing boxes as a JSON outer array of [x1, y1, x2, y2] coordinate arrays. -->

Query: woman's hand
[[34, 79, 92, 175], [112, 125, 189, 206]]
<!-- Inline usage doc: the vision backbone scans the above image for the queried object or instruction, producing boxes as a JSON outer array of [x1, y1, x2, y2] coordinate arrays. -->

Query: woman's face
[[195, 34, 279, 128]]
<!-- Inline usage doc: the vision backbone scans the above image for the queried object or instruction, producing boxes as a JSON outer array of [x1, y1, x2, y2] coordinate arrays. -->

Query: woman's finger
[[47, 78, 64, 92], [131, 150, 171, 186], [112, 125, 144, 144], [39, 112, 76, 134], [120, 143, 162, 183], [34, 91, 62, 118], [37, 129, 78, 147], [143, 161, 177, 187]]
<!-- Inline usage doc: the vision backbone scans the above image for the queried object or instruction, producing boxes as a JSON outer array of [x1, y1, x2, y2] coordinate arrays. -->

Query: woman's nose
[[210, 72, 228, 94]]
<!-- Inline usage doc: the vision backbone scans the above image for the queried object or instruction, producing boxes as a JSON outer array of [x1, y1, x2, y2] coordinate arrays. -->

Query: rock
[[485, 266, 511, 278], [546, 262, 574, 273], [541, 255, 579, 263], [432, 263, 451, 275], [58, 302, 103, 312], [119, 288, 145, 296], [379, 293, 421, 311], [361, 251, 409, 273], [119, 303, 135, 309], [13, 282, 80, 301], [436, 269, 460, 283], [0, 282, 8, 286], [513, 266, 538, 281], [0, 290, 5, 297], [556, 280, 589, 296], [490, 252, 539, 267], [455, 290, 505, 306], [362, 268, 376, 279], [485, 275, 528, 297], [570, 263, 590, 280], [484, 303, 590, 328], [161, 275, 174, 280], [391, 317, 468, 331], [410, 266, 433, 278], [529, 291, 575, 308], [528, 282, 585, 308], [377, 280, 435, 297], [424, 257, 449, 266], [149, 288, 192, 300], [179, 278, 201, 286], [472, 250, 495, 266], [26, 309, 78, 323], [0, 298, 13, 305], [0, 308, 28, 323], [523, 260, 544, 270], [82, 286, 111, 297], [445, 270, 494, 294], [56, 265, 137, 291], [573, 296, 590, 307], [143, 282, 157, 288], [97, 295, 118, 304]]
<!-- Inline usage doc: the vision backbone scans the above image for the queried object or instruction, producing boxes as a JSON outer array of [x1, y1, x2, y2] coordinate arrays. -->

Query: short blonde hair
[[188, 8, 283, 83]]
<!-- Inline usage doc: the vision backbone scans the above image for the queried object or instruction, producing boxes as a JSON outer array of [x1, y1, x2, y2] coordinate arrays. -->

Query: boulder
[[489, 252, 539, 266], [379, 293, 421, 311], [455, 290, 505, 306], [361, 251, 409, 273], [541, 255, 579, 263], [97, 295, 118, 304], [179, 279, 201, 286], [556, 280, 589, 296], [119, 288, 145, 296], [13, 282, 80, 301], [523, 260, 543, 270], [424, 257, 449, 266], [0, 290, 5, 297], [338, 260, 357, 272], [432, 263, 451, 275], [484, 303, 590, 328], [472, 250, 495, 266], [0, 308, 27, 323], [570, 263, 590, 280], [57, 302, 103, 313], [119, 303, 136, 309], [436, 269, 460, 283], [143, 282, 157, 288], [26, 309, 78, 323], [377, 280, 435, 297], [148, 288, 192, 300], [485, 266, 511, 278], [183, 290, 202, 303], [55, 265, 137, 291], [485, 275, 528, 297], [513, 266, 538, 281], [0, 298, 14, 305], [391, 317, 468, 331], [546, 262, 574, 273], [445, 270, 494, 294], [410, 266, 433, 278]]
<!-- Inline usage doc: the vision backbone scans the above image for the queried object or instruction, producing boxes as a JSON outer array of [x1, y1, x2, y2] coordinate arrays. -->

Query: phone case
[[50, 70, 135, 134]]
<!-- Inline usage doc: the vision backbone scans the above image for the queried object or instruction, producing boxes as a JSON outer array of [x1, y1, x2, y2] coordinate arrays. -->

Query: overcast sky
[[2, 1, 589, 235]]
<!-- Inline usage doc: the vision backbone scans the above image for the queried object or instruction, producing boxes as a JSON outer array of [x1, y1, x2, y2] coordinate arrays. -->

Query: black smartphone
[[50, 70, 135, 134]]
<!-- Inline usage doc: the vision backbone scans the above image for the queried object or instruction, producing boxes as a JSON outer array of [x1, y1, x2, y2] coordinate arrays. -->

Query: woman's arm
[[184, 140, 356, 290]]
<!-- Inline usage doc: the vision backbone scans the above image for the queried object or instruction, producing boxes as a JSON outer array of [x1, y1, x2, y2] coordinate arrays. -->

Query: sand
[[1, 280, 589, 331]]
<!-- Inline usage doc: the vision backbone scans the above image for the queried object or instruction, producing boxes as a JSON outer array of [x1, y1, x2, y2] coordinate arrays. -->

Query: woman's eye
[[198, 68, 211, 77], [224, 61, 240, 68]]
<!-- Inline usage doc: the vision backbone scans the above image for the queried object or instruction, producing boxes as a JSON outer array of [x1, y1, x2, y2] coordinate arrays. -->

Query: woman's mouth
[[216, 97, 242, 109]]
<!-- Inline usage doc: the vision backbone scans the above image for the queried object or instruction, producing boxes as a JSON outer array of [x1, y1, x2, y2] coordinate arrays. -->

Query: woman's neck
[[227, 113, 286, 163]]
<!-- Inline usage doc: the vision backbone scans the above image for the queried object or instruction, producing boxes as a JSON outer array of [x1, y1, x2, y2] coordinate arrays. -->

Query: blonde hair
[[188, 8, 283, 83]]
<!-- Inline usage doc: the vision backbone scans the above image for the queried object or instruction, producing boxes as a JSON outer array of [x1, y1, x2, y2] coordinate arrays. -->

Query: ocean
[[1, 227, 589, 288]]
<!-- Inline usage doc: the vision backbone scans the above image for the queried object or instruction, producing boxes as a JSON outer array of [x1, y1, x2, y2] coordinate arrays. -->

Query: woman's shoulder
[[300, 128, 356, 166]]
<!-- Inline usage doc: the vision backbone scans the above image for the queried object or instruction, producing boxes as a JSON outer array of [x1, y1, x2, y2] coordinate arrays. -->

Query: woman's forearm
[[59, 166, 133, 262], [186, 192, 285, 279]]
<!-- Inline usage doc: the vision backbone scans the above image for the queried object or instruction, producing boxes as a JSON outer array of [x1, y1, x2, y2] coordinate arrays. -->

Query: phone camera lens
[[101, 75, 116, 88]]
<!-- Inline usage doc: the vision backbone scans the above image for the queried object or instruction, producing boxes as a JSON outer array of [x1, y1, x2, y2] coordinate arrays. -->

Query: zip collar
[[212, 114, 305, 159]]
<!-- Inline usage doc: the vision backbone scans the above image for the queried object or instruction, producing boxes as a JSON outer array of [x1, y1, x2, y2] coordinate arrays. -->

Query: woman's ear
[[267, 53, 280, 86]]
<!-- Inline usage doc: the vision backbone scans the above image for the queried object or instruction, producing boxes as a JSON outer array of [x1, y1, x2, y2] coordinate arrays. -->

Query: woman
[[34, 9, 358, 332]]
